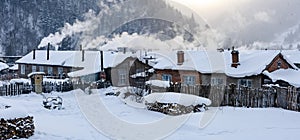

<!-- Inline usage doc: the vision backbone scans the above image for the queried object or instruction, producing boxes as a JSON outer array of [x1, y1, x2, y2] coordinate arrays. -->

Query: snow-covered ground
[[2, 88, 300, 140]]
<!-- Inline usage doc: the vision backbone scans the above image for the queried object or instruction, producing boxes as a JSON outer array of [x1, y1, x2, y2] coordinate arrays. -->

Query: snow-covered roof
[[0, 61, 9, 71], [282, 50, 300, 64], [16, 50, 77, 67], [225, 50, 299, 77], [147, 50, 225, 74], [67, 51, 137, 77], [15, 50, 137, 77], [16, 49, 299, 78], [224, 50, 278, 77], [263, 69, 300, 87], [146, 50, 298, 78]]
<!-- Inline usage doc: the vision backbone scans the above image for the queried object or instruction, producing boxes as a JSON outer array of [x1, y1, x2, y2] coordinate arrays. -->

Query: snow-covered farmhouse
[[14, 47, 300, 88], [224, 49, 300, 88], [146, 50, 222, 86], [16, 49, 84, 79], [145, 49, 300, 88], [15, 49, 144, 85]]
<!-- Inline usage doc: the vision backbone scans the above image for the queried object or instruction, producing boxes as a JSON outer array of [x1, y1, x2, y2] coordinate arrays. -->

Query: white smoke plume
[[37, 0, 122, 50], [37, 0, 223, 51]]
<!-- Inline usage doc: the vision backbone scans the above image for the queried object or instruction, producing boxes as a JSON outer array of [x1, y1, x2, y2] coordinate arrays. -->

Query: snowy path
[[2, 89, 300, 139]]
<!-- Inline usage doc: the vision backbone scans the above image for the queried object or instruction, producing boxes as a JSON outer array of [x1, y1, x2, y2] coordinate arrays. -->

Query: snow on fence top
[[8, 78, 70, 85], [144, 92, 211, 106], [27, 72, 45, 78], [146, 80, 170, 88], [43, 78, 70, 84], [9, 78, 31, 84], [0, 97, 28, 120]]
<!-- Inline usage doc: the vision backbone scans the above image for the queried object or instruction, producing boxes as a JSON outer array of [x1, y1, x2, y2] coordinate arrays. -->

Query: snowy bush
[[43, 96, 63, 110]]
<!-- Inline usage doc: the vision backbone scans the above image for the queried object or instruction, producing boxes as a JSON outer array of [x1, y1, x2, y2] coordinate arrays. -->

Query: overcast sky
[[169, 0, 300, 44]]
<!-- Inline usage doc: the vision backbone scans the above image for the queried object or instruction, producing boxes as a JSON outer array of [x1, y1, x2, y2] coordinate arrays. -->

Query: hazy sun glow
[[186, 0, 221, 6], [169, 0, 233, 22], [173, 0, 223, 7]]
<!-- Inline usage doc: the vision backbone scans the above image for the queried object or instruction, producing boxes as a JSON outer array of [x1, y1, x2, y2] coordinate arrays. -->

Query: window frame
[[32, 65, 37, 72], [21, 64, 25, 75], [211, 78, 224, 86], [47, 66, 53, 76], [238, 79, 253, 88], [183, 75, 196, 86], [162, 74, 172, 82], [39, 66, 44, 72], [118, 69, 127, 85]]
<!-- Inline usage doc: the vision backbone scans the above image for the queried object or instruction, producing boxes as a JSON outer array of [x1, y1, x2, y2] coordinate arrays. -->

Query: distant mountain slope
[[1, 0, 202, 55], [0, 0, 101, 56]]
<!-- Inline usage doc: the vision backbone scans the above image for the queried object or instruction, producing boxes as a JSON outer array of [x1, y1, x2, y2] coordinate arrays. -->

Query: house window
[[211, 78, 224, 86], [32, 65, 36, 72], [58, 67, 63, 74], [48, 67, 53, 76], [162, 74, 172, 82], [183, 76, 196, 85], [118, 69, 126, 85], [238, 79, 252, 87], [277, 60, 282, 69], [39, 66, 44, 72], [21, 64, 25, 75], [58, 67, 63, 78]]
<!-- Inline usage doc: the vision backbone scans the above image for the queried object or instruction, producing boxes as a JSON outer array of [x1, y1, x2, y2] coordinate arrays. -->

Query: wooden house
[[147, 51, 204, 86], [224, 49, 299, 88], [110, 56, 153, 87], [145, 49, 300, 89], [16, 49, 81, 79]]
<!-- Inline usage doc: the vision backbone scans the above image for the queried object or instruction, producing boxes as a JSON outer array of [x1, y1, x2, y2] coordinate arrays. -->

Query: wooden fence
[[0, 82, 73, 96], [0, 84, 24, 96], [161, 84, 300, 112]]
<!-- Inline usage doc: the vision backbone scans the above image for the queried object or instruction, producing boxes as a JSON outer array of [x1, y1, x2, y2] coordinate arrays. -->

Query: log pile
[[146, 101, 207, 116], [0, 116, 34, 139]]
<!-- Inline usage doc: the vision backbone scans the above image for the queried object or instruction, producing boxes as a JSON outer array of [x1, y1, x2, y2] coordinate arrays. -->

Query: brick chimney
[[231, 46, 240, 68], [47, 43, 50, 60], [177, 51, 184, 65], [100, 50, 104, 71], [33, 49, 36, 60], [82, 50, 85, 62], [80, 45, 85, 62]]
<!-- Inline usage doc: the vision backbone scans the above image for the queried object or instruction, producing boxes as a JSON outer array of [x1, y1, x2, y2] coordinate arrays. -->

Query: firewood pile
[[0, 116, 34, 139], [145, 101, 207, 116]]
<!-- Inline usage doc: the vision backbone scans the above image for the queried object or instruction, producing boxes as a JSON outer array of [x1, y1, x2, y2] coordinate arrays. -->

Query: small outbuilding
[[28, 72, 45, 94]]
